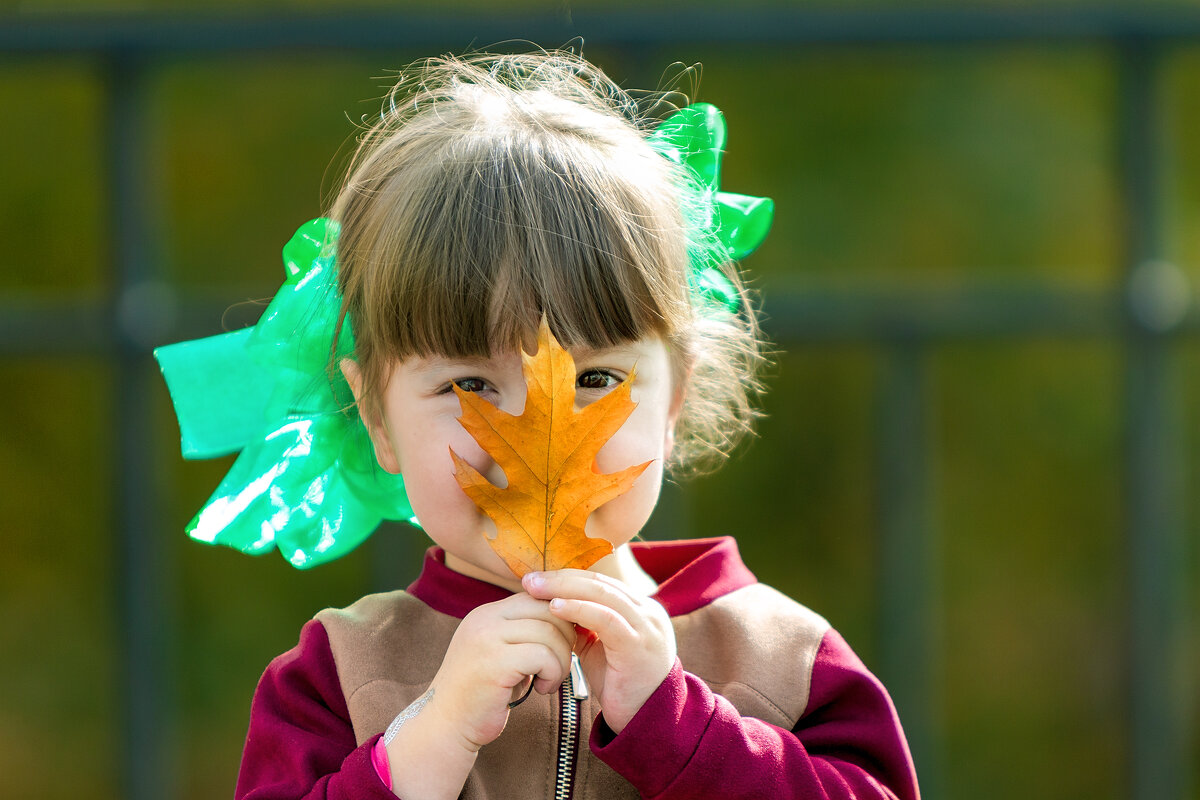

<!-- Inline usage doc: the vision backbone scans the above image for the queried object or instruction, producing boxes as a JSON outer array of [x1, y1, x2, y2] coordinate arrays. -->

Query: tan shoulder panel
[[316, 591, 461, 745], [673, 583, 830, 730]]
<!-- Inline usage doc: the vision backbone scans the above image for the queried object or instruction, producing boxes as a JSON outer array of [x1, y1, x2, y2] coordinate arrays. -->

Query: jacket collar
[[408, 537, 758, 619]]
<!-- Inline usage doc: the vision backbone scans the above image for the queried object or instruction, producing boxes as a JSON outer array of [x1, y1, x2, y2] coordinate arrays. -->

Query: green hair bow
[[156, 103, 771, 569], [648, 102, 774, 312], [154, 218, 414, 569]]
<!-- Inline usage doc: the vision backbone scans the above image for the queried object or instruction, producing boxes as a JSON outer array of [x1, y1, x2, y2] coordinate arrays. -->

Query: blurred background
[[2, 1, 1199, 799]]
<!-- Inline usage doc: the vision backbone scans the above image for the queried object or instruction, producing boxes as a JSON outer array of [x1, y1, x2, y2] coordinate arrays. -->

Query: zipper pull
[[569, 652, 589, 701]]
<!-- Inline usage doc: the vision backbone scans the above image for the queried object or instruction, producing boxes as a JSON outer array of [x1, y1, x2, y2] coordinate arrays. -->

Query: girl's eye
[[444, 377, 488, 394], [577, 369, 621, 391]]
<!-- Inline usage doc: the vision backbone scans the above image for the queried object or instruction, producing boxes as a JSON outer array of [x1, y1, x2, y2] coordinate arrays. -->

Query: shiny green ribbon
[[154, 218, 414, 569], [156, 103, 771, 569], [647, 102, 774, 312]]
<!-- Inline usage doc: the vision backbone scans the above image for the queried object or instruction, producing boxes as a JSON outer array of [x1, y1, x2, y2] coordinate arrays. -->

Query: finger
[[494, 592, 560, 619], [499, 618, 575, 652], [548, 597, 639, 649], [495, 593, 581, 638], [524, 568, 636, 597], [504, 621, 573, 685], [509, 642, 570, 694], [525, 571, 648, 626]]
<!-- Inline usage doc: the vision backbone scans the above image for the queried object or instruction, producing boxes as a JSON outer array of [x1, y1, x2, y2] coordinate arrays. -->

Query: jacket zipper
[[554, 653, 588, 800]]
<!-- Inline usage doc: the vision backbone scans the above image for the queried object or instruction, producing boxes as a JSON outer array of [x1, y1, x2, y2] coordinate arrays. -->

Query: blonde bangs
[[334, 78, 692, 396]]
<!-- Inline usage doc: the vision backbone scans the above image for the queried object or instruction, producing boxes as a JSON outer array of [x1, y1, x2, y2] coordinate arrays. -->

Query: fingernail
[[550, 598, 564, 610], [525, 571, 544, 588]]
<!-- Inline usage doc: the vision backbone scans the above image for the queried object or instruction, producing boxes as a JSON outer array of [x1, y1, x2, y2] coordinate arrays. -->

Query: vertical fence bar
[[875, 340, 942, 798], [1118, 39, 1193, 800], [106, 53, 171, 800]]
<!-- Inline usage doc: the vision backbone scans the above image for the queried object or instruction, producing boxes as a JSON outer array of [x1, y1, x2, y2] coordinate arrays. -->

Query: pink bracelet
[[371, 736, 393, 791]]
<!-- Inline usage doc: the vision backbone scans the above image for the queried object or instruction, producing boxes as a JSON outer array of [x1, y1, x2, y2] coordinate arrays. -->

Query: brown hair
[[330, 50, 765, 475]]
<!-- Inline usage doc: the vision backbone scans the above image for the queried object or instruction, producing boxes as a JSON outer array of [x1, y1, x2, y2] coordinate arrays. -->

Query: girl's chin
[[443, 549, 524, 590]]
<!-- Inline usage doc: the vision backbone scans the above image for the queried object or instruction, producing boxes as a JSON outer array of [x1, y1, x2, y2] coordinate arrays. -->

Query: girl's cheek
[[447, 426, 488, 466], [585, 459, 664, 541], [397, 417, 472, 472], [442, 424, 512, 489], [595, 399, 670, 472]]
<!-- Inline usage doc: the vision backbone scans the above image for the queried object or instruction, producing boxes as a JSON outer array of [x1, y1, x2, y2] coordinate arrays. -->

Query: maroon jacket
[[236, 537, 920, 799]]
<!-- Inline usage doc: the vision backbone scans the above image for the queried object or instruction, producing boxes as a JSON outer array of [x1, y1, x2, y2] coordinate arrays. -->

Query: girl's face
[[354, 336, 682, 590]]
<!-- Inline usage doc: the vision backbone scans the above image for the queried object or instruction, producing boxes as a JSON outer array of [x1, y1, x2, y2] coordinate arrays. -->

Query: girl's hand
[[522, 570, 676, 734], [426, 593, 576, 750]]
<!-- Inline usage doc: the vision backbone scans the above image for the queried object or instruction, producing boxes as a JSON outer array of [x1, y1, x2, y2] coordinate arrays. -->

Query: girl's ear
[[340, 358, 402, 475]]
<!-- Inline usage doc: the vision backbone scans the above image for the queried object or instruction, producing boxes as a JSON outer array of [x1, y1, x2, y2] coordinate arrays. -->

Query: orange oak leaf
[[449, 318, 652, 577]]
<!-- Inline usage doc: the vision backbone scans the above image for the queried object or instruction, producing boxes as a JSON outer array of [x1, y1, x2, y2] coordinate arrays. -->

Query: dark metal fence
[[2, 7, 1196, 799]]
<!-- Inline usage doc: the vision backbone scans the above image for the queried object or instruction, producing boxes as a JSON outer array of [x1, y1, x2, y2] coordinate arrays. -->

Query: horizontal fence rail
[[9, 6, 1200, 53]]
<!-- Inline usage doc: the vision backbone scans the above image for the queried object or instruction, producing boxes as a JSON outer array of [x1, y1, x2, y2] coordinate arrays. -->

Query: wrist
[[424, 695, 487, 754], [604, 662, 675, 735], [384, 693, 480, 800], [601, 658, 680, 736]]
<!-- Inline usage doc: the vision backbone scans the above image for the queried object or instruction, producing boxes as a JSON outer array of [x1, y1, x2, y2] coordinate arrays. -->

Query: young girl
[[158, 50, 919, 800]]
